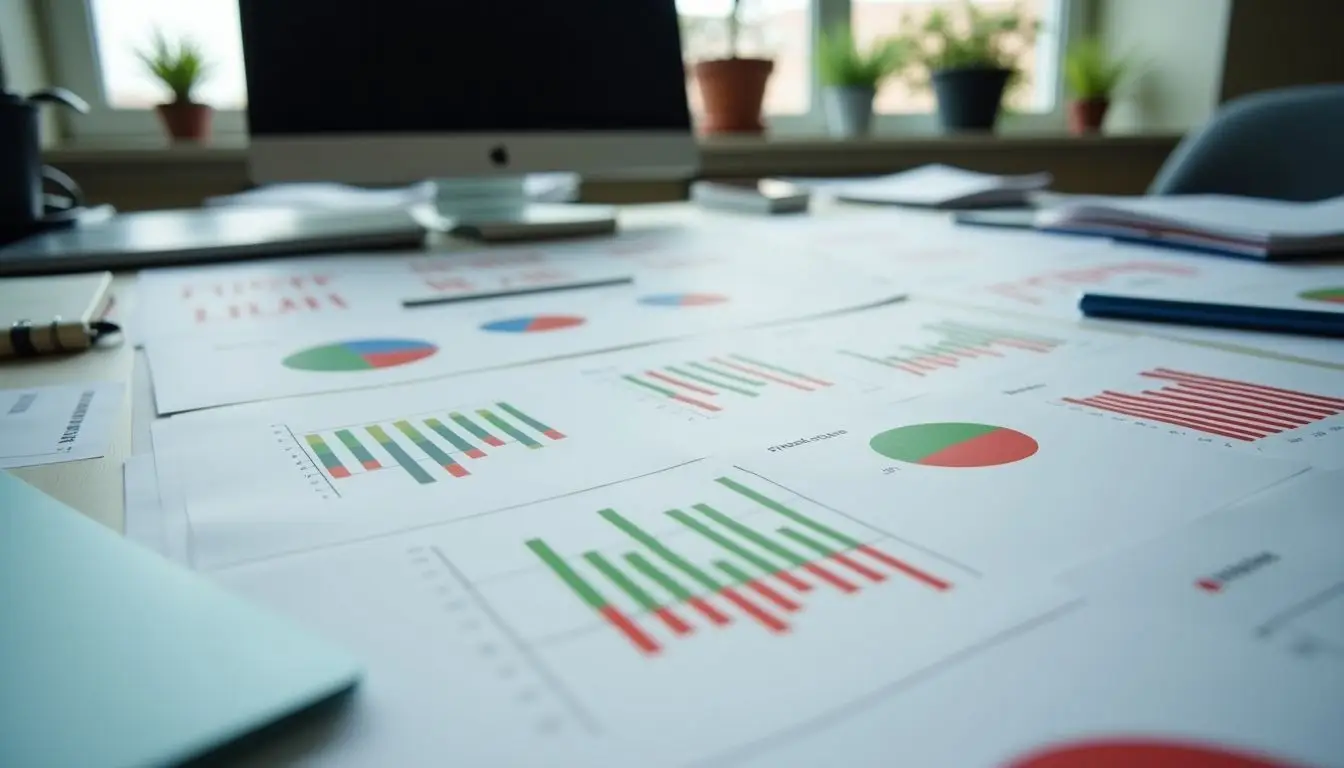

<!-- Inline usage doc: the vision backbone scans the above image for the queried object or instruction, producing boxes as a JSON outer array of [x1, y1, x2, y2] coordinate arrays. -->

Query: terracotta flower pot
[[693, 58, 774, 135], [155, 101, 213, 143], [1068, 98, 1110, 135]]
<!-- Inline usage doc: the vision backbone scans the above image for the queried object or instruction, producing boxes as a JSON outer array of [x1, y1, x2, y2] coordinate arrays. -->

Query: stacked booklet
[[822, 164, 1053, 209], [1035, 194, 1344, 260]]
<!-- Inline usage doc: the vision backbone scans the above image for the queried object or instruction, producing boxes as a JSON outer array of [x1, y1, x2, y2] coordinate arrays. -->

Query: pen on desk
[[1079, 292, 1344, 338], [403, 275, 634, 308]]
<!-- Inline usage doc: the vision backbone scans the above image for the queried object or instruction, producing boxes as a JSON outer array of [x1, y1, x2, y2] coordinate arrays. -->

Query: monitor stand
[[416, 176, 617, 242]]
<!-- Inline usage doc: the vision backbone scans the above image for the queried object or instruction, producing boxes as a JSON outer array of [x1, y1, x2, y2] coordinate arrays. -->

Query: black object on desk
[[1079, 292, 1344, 338]]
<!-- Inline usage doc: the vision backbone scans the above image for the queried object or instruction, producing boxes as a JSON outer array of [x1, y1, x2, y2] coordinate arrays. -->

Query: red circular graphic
[[1007, 739, 1308, 768]]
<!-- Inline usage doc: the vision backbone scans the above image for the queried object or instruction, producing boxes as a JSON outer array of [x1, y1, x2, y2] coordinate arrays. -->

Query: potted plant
[[817, 25, 907, 138], [897, 1, 1035, 132], [691, 0, 774, 135], [1063, 37, 1129, 134], [135, 30, 213, 143]]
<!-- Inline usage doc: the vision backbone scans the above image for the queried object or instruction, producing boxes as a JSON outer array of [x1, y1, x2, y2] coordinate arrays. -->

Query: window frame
[[41, 0, 248, 145], [43, 0, 1081, 145]]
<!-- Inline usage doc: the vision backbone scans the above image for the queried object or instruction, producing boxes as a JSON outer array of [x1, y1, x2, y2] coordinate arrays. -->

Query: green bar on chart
[[623, 374, 676, 397], [497, 402, 565, 440], [585, 552, 663, 612], [728, 354, 831, 386], [395, 420, 468, 478], [423, 418, 484, 458], [478, 408, 541, 449], [715, 477, 860, 548], [599, 508, 722, 591], [366, 425, 436, 485], [335, 429, 381, 470], [666, 365, 758, 396], [528, 539, 608, 610], [691, 504, 808, 566], [451, 411, 503, 447], [838, 349, 903, 368], [528, 538, 662, 655], [304, 434, 350, 478], [777, 526, 838, 557], [666, 508, 783, 576], [688, 362, 764, 387], [625, 552, 695, 602]]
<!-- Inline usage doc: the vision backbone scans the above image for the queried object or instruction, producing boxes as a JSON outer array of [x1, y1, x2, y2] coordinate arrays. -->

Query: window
[[852, 0, 1057, 115], [87, 0, 246, 110], [677, 0, 1072, 133], [44, 0, 1076, 144], [679, 0, 812, 116]]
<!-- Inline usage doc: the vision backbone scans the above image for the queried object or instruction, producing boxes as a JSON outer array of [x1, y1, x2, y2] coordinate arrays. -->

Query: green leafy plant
[[134, 29, 212, 104], [895, 0, 1037, 77], [1064, 37, 1129, 99], [817, 24, 908, 88]]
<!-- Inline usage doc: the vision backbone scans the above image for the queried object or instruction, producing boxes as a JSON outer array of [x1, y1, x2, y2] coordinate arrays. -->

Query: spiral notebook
[[0, 271, 116, 357]]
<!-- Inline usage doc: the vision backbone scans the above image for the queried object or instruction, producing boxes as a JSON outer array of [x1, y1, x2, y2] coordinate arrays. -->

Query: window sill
[[45, 131, 1183, 210]]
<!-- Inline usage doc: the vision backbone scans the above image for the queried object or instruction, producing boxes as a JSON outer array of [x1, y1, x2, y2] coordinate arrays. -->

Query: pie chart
[[481, 314, 586, 333], [869, 422, 1037, 468], [639, 293, 730, 307], [283, 339, 438, 372], [1007, 738, 1306, 767], [1299, 286, 1344, 304]]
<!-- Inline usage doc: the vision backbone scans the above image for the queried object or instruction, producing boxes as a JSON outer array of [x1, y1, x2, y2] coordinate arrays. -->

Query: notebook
[[830, 164, 1053, 209], [0, 472, 362, 768], [0, 206, 427, 276], [1035, 194, 1344, 260], [0, 271, 116, 357]]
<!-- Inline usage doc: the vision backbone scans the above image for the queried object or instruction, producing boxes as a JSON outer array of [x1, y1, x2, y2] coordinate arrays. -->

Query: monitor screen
[[238, 0, 693, 136]]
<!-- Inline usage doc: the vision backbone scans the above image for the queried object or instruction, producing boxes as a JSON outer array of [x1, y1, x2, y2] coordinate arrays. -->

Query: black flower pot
[[930, 66, 1011, 132]]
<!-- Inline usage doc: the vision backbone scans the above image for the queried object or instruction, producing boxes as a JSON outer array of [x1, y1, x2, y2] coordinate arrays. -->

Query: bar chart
[[1062, 367, 1344, 442], [616, 353, 834, 414], [839, 320, 1065, 377], [300, 401, 566, 488], [522, 476, 951, 655]]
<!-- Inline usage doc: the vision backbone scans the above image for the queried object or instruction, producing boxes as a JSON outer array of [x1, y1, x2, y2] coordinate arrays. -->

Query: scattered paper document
[[0, 382, 123, 469], [122, 454, 168, 555], [731, 607, 1344, 767], [207, 458, 1073, 767], [726, 389, 1308, 580], [1068, 469, 1344, 667], [1036, 193, 1344, 259], [827, 164, 1052, 209], [995, 337, 1344, 469]]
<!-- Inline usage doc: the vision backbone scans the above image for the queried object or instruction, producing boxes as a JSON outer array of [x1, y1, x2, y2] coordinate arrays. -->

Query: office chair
[[1149, 83, 1344, 201]]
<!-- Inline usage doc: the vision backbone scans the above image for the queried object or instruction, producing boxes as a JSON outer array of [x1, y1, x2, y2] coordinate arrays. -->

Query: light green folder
[[0, 472, 361, 768]]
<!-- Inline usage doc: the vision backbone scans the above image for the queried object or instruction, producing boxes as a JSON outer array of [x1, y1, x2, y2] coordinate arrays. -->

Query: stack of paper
[[1035, 194, 1344, 259], [827, 164, 1052, 209]]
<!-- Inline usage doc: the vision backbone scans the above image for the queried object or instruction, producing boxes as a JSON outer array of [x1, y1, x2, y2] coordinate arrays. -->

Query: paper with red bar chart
[[729, 607, 1344, 768], [997, 338, 1344, 468], [208, 459, 1072, 767], [149, 365, 702, 569], [560, 301, 1129, 450], [725, 390, 1308, 580], [1068, 469, 1344, 667]]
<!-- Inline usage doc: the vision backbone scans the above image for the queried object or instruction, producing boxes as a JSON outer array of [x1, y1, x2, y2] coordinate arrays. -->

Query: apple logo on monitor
[[489, 145, 510, 167]]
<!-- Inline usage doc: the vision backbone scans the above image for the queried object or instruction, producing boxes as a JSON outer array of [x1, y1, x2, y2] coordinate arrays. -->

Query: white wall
[[0, 0, 59, 145], [1098, 0, 1232, 133]]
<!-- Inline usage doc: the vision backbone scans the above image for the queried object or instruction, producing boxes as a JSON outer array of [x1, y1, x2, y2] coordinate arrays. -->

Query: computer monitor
[[237, 0, 696, 188]]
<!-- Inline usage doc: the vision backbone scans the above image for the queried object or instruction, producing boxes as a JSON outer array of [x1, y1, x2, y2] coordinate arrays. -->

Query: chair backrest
[[1148, 83, 1344, 201]]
